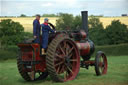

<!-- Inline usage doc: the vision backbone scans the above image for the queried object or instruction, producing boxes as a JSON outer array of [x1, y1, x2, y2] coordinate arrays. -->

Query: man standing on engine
[[33, 14, 41, 43], [41, 18, 55, 55]]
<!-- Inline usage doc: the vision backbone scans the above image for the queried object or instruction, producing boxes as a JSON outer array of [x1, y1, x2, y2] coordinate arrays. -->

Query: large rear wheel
[[46, 34, 80, 82]]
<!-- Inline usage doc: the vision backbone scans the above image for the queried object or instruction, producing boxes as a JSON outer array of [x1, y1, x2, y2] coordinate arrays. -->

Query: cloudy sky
[[0, 0, 128, 16]]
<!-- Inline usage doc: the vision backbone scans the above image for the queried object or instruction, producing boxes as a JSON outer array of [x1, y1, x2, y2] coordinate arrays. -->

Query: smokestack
[[81, 11, 88, 38]]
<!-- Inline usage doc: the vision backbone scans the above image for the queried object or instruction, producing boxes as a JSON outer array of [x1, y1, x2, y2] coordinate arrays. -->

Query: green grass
[[0, 56, 128, 85]]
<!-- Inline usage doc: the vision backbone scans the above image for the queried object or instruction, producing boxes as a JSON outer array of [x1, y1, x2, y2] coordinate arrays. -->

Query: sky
[[0, 0, 128, 16]]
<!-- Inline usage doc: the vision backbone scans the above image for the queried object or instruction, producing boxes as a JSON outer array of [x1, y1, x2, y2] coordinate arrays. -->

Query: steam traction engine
[[17, 11, 107, 82]]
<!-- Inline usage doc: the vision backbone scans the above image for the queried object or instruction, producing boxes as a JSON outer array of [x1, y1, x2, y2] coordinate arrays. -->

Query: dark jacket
[[41, 23, 54, 49], [33, 19, 41, 43]]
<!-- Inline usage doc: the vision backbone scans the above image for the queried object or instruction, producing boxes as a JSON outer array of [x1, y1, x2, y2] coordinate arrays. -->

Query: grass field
[[0, 56, 128, 85], [0, 17, 57, 32], [0, 17, 128, 33]]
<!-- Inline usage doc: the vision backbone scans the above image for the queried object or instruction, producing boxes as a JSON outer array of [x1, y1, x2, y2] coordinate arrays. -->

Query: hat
[[36, 14, 40, 17], [44, 18, 49, 21]]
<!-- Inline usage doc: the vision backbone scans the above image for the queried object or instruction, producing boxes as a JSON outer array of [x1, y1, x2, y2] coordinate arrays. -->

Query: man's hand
[[34, 36, 37, 39]]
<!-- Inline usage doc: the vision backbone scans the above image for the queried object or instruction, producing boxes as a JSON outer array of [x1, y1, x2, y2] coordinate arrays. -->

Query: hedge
[[0, 45, 18, 60], [94, 43, 128, 56], [0, 44, 128, 60]]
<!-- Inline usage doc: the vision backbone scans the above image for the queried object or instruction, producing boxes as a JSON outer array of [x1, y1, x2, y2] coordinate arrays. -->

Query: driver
[[41, 18, 55, 55]]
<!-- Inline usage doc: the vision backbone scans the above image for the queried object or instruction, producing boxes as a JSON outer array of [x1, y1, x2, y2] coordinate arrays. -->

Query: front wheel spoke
[[99, 62, 103, 67], [102, 62, 105, 67], [102, 66, 104, 71], [100, 66, 104, 73], [100, 56, 103, 63]]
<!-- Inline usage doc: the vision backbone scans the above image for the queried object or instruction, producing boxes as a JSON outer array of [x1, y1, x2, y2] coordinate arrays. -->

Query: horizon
[[0, 14, 128, 17]]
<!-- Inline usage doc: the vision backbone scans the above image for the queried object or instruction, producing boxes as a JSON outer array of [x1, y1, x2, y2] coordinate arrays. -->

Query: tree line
[[1, 13, 59, 17], [56, 14, 128, 45], [0, 13, 128, 48]]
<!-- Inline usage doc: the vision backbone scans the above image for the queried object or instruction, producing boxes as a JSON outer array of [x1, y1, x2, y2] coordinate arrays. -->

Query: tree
[[72, 15, 82, 30], [105, 20, 128, 44], [88, 15, 104, 29], [56, 13, 74, 30], [88, 16, 109, 45], [89, 28, 109, 45], [0, 19, 24, 46], [42, 14, 57, 17], [20, 14, 27, 17]]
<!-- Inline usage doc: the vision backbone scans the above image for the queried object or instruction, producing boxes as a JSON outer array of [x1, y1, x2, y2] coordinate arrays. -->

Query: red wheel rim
[[98, 54, 107, 75], [54, 39, 80, 81]]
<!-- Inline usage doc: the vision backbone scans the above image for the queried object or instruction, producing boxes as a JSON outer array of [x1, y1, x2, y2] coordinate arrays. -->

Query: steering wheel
[[48, 23, 56, 31]]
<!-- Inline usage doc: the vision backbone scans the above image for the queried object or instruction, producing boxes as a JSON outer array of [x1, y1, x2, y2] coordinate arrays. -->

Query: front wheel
[[95, 51, 108, 76]]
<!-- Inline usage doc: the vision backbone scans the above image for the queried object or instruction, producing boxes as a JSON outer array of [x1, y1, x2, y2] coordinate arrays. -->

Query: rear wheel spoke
[[54, 58, 59, 61], [63, 41, 68, 55], [59, 45, 65, 55], [55, 53, 64, 59], [64, 71, 67, 80], [65, 44, 70, 55], [63, 41, 67, 49], [70, 59, 77, 62], [68, 53, 73, 58], [57, 65, 61, 73], [60, 65, 65, 73], [55, 61, 64, 67], [67, 66, 73, 75], [68, 47, 73, 55], [66, 70, 69, 77]]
